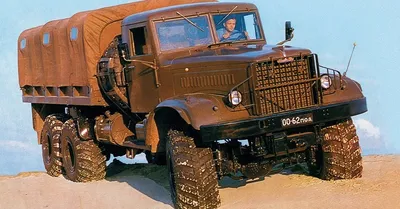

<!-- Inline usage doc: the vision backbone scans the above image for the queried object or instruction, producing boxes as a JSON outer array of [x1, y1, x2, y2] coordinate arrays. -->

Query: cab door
[[124, 23, 160, 112]]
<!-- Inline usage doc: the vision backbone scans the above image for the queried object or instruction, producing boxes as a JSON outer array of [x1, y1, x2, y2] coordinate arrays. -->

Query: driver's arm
[[244, 31, 250, 40]]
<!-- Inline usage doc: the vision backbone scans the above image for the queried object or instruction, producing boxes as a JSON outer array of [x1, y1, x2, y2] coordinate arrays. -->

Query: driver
[[216, 17, 249, 42]]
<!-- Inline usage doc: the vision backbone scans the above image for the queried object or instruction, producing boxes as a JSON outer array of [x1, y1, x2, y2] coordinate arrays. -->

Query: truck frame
[[18, 1, 367, 208]]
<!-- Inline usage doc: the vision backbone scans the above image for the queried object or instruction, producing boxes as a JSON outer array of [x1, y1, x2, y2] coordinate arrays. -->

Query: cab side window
[[130, 27, 151, 56]]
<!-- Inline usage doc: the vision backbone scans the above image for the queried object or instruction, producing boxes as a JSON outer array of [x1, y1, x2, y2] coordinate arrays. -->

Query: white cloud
[[354, 118, 380, 139], [353, 118, 386, 155]]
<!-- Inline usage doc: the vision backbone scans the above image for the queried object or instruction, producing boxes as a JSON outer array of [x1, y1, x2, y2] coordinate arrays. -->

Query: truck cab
[[117, 3, 268, 112]]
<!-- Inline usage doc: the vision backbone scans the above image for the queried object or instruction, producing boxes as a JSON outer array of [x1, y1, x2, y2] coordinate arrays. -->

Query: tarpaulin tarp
[[18, 0, 216, 105]]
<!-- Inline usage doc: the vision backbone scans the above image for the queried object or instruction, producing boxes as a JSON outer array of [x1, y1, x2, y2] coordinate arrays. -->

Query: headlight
[[320, 74, 332, 89], [228, 91, 242, 106]]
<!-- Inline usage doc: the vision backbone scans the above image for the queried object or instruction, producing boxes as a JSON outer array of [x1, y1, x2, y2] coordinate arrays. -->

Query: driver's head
[[224, 18, 236, 32]]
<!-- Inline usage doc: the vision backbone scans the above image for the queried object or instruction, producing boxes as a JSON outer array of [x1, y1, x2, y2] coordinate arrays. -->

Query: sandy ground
[[1, 155, 400, 209]]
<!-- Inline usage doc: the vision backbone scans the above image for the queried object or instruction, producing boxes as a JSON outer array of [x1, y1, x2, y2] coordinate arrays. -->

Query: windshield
[[212, 12, 262, 42], [155, 16, 212, 51]]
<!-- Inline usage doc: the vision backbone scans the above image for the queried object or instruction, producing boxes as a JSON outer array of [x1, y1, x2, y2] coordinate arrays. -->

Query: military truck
[[18, 0, 367, 208]]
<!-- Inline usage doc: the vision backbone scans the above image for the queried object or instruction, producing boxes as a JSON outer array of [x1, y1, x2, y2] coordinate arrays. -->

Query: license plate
[[281, 113, 313, 128]]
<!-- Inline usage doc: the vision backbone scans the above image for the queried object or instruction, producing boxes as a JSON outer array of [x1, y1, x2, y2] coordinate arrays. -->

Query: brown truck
[[17, 0, 367, 208]]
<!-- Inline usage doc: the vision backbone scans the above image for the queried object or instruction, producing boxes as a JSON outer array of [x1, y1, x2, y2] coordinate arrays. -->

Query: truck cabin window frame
[[129, 26, 152, 56], [154, 15, 213, 52], [212, 12, 263, 43]]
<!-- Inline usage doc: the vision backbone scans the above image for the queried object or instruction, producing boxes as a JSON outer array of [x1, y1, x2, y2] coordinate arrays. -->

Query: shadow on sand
[[105, 159, 312, 195], [219, 163, 311, 189], [105, 159, 173, 207]]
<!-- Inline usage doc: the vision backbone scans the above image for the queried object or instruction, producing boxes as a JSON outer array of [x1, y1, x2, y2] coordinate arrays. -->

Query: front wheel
[[167, 130, 221, 209], [309, 118, 363, 180]]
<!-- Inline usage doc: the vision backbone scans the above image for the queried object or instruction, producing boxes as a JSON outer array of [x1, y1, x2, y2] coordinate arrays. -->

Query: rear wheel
[[309, 118, 363, 180], [61, 119, 106, 182], [167, 130, 220, 209], [41, 114, 64, 177]]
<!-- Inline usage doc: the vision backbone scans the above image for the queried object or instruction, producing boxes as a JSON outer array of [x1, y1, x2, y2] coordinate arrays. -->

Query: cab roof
[[122, 2, 258, 26]]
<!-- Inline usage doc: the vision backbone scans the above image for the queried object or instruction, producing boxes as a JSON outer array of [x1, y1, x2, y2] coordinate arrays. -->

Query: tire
[[41, 114, 64, 177], [145, 150, 153, 163], [316, 118, 363, 180], [167, 130, 221, 209], [61, 119, 106, 182]]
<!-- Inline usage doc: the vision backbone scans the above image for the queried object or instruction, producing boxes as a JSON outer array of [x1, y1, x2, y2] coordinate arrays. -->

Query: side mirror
[[276, 21, 295, 45], [117, 43, 131, 62], [285, 21, 294, 40]]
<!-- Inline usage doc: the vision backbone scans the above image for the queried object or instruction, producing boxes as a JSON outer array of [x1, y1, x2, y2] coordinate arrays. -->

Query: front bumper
[[200, 97, 367, 143]]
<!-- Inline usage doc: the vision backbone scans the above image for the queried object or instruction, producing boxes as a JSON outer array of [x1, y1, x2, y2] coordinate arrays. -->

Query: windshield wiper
[[176, 11, 204, 32], [207, 41, 234, 49], [242, 39, 262, 45], [217, 6, 238, 25], [208, 40, 261, 49]]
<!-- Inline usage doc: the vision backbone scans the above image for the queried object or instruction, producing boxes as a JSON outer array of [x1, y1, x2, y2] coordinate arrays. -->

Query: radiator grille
[[253, 57, 317, 115]]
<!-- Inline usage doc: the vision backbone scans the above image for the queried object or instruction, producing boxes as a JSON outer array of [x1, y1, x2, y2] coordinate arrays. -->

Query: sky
[[0, 0, 397, 175]]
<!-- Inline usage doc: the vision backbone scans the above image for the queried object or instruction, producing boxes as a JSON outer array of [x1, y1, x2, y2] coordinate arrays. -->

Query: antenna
[[343, 42, 357, 77]]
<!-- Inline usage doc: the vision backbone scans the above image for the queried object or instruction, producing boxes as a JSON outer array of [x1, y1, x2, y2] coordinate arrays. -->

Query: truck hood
[[160, 44, 312, 66]]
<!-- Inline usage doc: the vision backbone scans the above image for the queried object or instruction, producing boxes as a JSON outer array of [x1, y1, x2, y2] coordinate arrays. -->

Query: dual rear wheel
[[41, 115, 106, 182]]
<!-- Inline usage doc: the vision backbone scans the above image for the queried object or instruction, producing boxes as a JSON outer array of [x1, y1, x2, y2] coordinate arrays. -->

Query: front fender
[[155, 93, 250, 130], [323, 76, 365, 104]]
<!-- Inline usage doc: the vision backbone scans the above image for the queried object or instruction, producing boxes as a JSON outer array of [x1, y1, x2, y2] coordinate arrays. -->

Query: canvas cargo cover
[[18, 0, 216, 106]]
